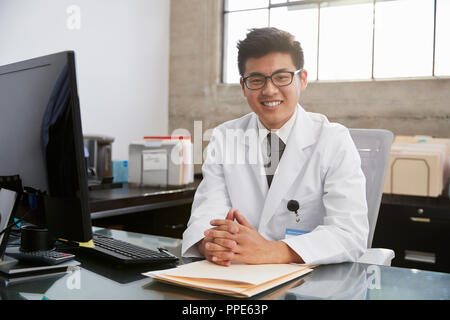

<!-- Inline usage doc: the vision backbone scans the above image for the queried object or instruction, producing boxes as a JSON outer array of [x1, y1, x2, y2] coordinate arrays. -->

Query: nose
[[261, 78, 279, 96]]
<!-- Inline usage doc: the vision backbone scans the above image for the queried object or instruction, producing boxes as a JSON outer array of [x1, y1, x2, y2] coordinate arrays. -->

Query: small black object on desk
[[5, 225, 75, 266], [20, 225, 55, 252]]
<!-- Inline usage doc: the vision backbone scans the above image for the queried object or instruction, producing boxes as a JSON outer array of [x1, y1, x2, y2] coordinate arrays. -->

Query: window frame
[[222, 0, 441, 83]]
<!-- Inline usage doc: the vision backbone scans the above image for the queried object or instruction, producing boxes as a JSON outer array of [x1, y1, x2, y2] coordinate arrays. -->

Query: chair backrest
[[349, 129, 393, 248]]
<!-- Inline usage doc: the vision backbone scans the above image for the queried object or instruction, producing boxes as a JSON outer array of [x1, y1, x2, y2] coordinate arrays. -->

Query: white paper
[[142, 149, 167, 171], [144, 260, 309, 285]]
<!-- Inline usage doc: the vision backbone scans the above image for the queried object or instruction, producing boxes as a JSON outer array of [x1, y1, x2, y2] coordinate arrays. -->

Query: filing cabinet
[[373, 194, 450, 273]]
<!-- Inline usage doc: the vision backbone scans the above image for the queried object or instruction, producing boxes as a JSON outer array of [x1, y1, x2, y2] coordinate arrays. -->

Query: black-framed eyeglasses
[[242, 69, 302, 90]]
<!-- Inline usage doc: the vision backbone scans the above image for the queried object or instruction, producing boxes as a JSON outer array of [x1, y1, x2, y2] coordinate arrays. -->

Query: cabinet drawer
[[404, 216, 450, 251], [375, 202, 450, 272], [392, 204, 450, 220], [376, 203, 450, 249]]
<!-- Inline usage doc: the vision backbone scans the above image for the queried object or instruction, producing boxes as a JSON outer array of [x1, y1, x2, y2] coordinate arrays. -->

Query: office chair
[[349, 129, 395, 266]]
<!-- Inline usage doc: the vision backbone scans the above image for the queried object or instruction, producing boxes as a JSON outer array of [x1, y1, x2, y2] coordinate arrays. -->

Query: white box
[[128, 137, 193, 187]]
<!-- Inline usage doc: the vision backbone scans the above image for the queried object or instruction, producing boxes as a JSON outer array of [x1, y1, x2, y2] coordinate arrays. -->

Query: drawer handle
[[404, 250, 436, 264], [410, 217, 430, 223], [165, 224, 185, 230]]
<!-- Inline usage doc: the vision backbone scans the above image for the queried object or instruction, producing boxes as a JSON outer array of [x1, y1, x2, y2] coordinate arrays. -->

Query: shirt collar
[[256, 106, 297, 144]]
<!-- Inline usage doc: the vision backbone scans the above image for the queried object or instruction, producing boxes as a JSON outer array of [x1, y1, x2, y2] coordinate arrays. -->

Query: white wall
[[0, 0, 170, 160]]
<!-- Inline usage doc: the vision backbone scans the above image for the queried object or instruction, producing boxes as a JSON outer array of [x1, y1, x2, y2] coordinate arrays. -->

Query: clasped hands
[[198, 209, 302, 266]]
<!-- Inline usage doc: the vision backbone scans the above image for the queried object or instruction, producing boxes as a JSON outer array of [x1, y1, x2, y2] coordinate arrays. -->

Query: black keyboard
[[82, 233, 178, 265]]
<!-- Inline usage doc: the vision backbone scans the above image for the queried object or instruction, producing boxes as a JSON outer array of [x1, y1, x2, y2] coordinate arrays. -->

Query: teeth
[[262, 101, 281, 107]]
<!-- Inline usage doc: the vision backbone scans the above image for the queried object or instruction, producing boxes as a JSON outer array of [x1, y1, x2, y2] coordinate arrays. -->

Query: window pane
[[318, 2, 373, 80], [270, 5, 319, 81], [373, 0, 434, 78], [435, 0, 450, 76], [223, 10, 269, 83], [225, 0, 269, 11]]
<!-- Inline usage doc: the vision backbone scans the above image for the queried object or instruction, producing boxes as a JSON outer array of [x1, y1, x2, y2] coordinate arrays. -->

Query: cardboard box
[[383, 136, 450, 197]]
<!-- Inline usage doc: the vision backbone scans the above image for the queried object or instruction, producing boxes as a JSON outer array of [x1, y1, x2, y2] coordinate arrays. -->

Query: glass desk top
[[1, 228, 449, 300]]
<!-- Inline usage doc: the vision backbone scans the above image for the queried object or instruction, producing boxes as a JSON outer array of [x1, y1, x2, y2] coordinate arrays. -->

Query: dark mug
[[20, 225, 55, 252]]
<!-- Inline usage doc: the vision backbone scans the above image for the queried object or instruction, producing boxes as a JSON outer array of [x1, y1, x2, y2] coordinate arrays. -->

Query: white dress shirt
[[257, 107, 297, 166]]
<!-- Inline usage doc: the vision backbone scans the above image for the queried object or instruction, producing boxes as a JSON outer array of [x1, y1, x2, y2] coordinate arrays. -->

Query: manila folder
[[143, 260, 314, 298]]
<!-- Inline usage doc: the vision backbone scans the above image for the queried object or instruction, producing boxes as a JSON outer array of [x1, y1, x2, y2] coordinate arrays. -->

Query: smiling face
[[240, 52, 308, 130]]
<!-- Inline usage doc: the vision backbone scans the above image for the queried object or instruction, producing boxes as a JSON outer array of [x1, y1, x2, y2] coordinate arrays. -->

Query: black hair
[[237, 27, 304, 77]]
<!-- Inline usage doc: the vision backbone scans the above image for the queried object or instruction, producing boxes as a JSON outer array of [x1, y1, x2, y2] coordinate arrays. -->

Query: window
[[318, 2, 374, 80], [373, 0, 434, 78], [222, 0, 450, 83], [223, 9, 268, 84], [270, 5, 319, 81], [435, 0, 450, 76]]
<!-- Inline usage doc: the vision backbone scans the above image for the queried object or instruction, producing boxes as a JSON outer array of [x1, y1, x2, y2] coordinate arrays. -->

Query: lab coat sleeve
[[282, 126, 369, 265], [181, 128, 232, 257]]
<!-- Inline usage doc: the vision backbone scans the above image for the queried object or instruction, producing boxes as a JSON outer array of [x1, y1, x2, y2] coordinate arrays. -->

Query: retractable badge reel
[[287, 200, 300, 223]]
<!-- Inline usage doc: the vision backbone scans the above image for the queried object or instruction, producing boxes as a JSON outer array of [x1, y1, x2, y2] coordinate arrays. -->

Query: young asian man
[[182, 27, 369, 267]]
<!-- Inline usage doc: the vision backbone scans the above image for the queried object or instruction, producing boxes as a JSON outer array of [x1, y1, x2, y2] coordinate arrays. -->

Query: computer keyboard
[[82, 233, 178, 265]]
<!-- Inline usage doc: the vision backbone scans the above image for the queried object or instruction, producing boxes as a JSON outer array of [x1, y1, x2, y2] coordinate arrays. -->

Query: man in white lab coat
[[182, 27, 369, 266]]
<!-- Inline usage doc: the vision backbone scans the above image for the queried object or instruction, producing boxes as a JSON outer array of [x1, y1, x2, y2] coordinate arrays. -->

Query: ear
[[240, 77, 247, 97], [299, 69, 308, 91]]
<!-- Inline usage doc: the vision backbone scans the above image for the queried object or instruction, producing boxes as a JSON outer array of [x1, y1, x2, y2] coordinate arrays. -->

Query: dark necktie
[[264, 132, 286, 188]]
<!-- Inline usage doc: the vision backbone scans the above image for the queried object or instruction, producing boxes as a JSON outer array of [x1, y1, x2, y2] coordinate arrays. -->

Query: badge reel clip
[[287, 200, 300, 223]]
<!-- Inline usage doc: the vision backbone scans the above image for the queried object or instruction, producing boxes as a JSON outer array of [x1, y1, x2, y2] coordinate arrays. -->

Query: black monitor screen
[[0, 51, 92, 242]]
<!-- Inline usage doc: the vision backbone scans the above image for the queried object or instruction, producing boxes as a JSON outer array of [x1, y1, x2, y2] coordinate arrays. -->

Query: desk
[[89, 180, 200, 238], [1, 228, 449, 300]]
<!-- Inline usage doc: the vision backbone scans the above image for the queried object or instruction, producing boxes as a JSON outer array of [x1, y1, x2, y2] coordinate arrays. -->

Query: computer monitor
[[0, 51, 93, 243]]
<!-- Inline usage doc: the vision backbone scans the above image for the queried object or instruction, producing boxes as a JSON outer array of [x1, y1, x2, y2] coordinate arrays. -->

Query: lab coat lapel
[[259, 105, 317, 228], [242, 114, 268, 199]]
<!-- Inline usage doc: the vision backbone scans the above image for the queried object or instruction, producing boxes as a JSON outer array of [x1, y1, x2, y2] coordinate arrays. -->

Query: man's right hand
[[196, 209, 238, 266]]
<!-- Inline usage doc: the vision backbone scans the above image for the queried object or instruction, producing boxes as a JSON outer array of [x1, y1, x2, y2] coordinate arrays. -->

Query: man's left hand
[[206, 210, 300, 264]]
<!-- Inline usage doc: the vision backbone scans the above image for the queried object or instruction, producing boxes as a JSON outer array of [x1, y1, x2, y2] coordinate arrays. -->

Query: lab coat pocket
[[277, 192, 323, 216], [279, 193, 324, 236]]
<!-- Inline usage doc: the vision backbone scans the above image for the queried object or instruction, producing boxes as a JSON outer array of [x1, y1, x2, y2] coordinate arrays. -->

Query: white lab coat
[[182, 105, 369, 265]]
